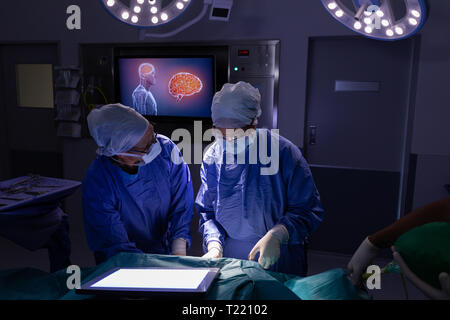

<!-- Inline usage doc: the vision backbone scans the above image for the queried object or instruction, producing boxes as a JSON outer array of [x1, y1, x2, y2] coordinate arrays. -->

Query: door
[[0, 44, 61, 180], [304, 37, 416, 254]]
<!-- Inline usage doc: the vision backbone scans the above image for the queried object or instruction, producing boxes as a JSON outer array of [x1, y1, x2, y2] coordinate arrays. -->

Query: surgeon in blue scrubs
[[196, 82, 324, 276], [83, 104, 193, 264]]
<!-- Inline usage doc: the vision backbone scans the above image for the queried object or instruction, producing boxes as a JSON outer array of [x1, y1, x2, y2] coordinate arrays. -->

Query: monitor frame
[[114, 54, 216, 123]]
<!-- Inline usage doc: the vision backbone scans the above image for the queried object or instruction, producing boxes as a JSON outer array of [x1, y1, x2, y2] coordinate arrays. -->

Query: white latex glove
[[248, 225, 289, 269], [171, 238, 187, 256], [202, 241, 223, 259], [392, 247, 450, 300], [347, 237, 380, 286]]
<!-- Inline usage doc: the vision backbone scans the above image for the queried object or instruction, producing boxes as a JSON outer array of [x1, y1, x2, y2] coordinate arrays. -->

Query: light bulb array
[[100, 0, 192, 27], [321, 0, 427, 41]]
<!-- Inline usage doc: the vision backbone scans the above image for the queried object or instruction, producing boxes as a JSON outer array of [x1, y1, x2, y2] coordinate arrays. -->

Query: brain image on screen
[[118, 57, 213, 118], [132, 63, 158, 115], [168, 72, 203, 102]]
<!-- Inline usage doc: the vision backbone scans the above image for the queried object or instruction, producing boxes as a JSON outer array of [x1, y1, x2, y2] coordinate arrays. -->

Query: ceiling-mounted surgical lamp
[[99, 0, 193, 27], [320, 0, 428, 41]]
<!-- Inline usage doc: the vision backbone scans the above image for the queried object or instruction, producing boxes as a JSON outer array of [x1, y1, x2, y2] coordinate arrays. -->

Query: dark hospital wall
[[0, 0, 449, 269]]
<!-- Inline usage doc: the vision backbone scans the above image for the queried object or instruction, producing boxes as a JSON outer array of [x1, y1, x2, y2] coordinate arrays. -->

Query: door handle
[[309, 125, 317, 145]]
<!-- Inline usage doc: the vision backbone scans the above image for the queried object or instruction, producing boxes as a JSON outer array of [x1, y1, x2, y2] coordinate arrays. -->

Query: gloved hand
[[392, 247, 450, 300], [347, 237, 380, 286], [171, 238, 187, 256], [248, 224, 289, 269], [202, 241, 223, 259]]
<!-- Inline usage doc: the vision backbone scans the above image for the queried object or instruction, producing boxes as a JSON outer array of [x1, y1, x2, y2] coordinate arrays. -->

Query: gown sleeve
[[167, 145, 194, 251], [277, 144, 325, 245], [82, 165, 142, 261], [369, 196, 450, 248], [195, 162, 226, 253]]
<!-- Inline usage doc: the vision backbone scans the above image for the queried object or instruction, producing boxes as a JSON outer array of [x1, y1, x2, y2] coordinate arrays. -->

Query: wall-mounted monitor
[[116, 56, 215, 120]]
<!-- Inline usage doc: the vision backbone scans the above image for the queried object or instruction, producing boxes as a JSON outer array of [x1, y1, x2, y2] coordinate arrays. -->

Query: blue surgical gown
[[82, 135, 193, 264], [195, 129, 324, 276]]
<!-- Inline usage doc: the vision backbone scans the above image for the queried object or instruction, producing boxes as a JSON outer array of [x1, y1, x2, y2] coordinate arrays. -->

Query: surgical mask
[[222, 130, 257, 155], [115, 138, 162, 167], [140, 139, 162, 164]]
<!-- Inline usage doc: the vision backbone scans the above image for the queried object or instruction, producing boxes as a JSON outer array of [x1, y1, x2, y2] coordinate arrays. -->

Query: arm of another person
[[195, 162, 226, 256], [167, 147, 194, 256], [276, 146, 325, 245], [348, 196, 450, 285], [369, 196, 450, 248]]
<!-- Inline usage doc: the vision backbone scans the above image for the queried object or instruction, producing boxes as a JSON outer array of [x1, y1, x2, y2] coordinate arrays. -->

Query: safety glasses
[[115, 132, 158, 162]]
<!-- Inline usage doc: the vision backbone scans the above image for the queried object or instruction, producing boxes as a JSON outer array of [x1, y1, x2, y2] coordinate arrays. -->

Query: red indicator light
[[238, 50, 250, 57]]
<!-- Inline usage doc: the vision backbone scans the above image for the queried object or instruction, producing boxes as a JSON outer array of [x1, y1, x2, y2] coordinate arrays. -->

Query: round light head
[[320, 0, 428, 41], [99, 0, 192, 28]]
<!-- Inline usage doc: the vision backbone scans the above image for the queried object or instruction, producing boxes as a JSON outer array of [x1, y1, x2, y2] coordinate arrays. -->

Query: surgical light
[[409, 18, 418, 25], [411, 9, 420, 17], [395, 26, 404, 35], [320, 0, 428, 41], [99, 0, 192, 28], [328, 2, 338, 10]]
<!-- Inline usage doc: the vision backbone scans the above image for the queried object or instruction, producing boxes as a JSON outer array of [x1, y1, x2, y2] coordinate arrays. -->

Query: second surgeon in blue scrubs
[[83, 104, 193, 264], [196, 82, 324, 276]]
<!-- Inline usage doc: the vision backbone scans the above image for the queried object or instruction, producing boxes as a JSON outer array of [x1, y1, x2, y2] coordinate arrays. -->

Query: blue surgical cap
[[211, 81, 262, 128], [87, 104, 149, 157]]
